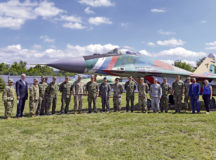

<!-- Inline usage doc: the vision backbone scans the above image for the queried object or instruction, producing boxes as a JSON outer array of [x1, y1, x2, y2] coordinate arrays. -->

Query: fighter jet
[[48, 48, 193, 79]]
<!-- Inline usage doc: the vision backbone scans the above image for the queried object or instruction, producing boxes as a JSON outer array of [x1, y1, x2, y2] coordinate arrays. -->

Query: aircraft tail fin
[[194, 54, 215, 74]]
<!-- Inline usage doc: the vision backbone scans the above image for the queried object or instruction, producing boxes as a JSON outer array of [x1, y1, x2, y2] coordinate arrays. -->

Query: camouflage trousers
[[139, 95, 147, 112], [36, 97, 46, 115], [4, 100, 14, 118], [29, 99, 39, 116], [88, 96, 97, 112], [184, 96, 191, 111], [174, 95, 182, 112], [126, 95, 134, 111], [61, 95, 71, 114], [113, 96, 121, 112], [74, 95, 83, 112], [160, 95, 169, 113], [46, 96, 57, 115]]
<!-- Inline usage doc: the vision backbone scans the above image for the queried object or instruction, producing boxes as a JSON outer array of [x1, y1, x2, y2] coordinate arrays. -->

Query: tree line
[[0, 61, 75, 76]]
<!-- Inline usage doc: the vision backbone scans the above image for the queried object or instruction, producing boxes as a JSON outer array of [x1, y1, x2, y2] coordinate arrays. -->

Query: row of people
[[2, 74, 212, 119]]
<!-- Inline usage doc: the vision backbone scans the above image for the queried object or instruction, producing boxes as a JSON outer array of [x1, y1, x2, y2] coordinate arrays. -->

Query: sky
[[0, 0, 216, 66]]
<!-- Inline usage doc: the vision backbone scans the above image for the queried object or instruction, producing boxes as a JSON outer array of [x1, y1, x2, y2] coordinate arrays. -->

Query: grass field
[[0, 92, 216, 160]]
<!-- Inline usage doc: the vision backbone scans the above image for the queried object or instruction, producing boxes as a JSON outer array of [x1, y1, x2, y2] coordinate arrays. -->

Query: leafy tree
[[9, 61, 27, 75], [0, 77, 6, 92], [56, 70, 75, 77], [174, 60, 195, 72], [0, 63, 10, 75], [27, 65, 55, 76]]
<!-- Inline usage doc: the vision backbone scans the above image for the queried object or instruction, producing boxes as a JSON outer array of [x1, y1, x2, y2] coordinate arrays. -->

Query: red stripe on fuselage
[[104, 56, 119, 76]]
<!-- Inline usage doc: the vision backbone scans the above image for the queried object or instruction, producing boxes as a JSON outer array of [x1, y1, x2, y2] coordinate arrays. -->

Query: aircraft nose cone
[[48, 56, 86, 73]]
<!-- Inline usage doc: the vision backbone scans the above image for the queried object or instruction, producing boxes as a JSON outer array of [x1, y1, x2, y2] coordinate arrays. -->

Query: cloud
[[40, 35, 55, 43], [120, 22, 128, 28], [157, 47, 206, 58], [89, 17, 112, 25], [0, 43, 119, 64], [34, 1, 64, 18], [59, 15, 86, 30], [63, 23, 86, 30], [139, 50, 151, 56], [151, 8, 166, 13], [205, 41, 216, 50], [78, 0, 114, 7], [157, 38, 185, 47], [147, 42, 156, 47], [84, 7, 94, 14], [0, 0, 64, 29], [60, 15, 82, 23], [32, 44, 42, 49], [158, 30, 176, 36], [201, 20, 207, 24]]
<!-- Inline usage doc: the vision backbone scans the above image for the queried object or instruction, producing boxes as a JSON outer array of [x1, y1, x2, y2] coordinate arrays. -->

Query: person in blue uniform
[[189, 78, 201, 114], [202, 80, 212, 114]]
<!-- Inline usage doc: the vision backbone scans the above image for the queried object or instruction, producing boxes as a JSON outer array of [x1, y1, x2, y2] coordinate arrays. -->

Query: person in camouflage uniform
[[2, 79, 15, 119], [45, 76, 58, 115], [125, 76, 136, 112], [113, 78, 124, 112], [59, 76, 73, 114], [138, 77, 149, 113], [172, 75, 185, 113], [29, 78, 40, 117], [72, 75, 84, 114], [36, 76, 48, 115], [184, 77, 191, 111], [86, 75, 99, 113], [160, 77, 171, 113], [99, 77, 111, 112]]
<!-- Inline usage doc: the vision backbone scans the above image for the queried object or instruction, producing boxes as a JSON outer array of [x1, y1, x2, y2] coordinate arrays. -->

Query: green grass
[[0, 92, 216, 160]]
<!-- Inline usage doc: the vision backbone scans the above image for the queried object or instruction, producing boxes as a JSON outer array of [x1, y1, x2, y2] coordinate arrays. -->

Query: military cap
[[163, 77, 167, 80], [65, 75, 69, 78], [41, 76, 44, 78], [34, 78, 38, 81], [53, 76, 57, 79], [115, 78, 119, 81], [104, 77, 107, 80], [129, 76, 133, 78], [8, 79, 13, 82], [140, 77, 144, 80]]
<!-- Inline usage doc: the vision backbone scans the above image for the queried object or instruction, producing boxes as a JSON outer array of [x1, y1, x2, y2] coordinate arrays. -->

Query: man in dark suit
[[16, 74, 28, 118]]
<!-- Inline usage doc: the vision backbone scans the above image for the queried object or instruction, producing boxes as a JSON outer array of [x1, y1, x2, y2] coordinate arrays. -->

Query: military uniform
[[113, 83, 124, 112], [184, 82, 191, 111], [29, 84, 39, 116], [138, 82, 149, 112], [59, 82, 73, 114], [2, 84, 15, 118], [45, 82, 58, 114], [72, 80, 84, 113], [160, 82, 171, 113], [99, 82, 111, 112], [37, 81, 48, 115], [172, 80, 184, 112], [86, 81, 98, 113], [125, 81, 136, 112]]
